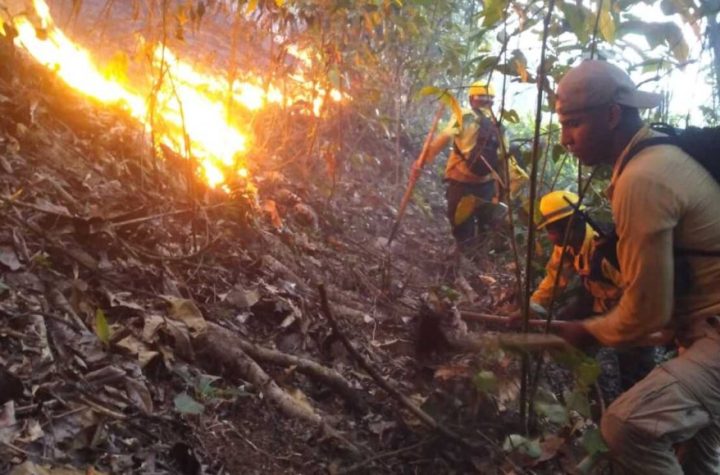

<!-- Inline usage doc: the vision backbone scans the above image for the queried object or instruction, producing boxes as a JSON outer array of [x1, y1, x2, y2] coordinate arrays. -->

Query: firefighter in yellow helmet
[[531, 190, 655, 399], [532, 190, 621, 315], [423, 81, 528, 248]]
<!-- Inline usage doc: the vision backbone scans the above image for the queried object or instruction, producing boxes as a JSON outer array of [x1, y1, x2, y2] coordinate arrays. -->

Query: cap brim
[[619, 90, 663, 109]]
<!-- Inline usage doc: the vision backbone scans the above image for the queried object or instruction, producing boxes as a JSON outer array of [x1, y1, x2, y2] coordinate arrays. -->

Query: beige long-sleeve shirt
[[584, 126, 720, 346]]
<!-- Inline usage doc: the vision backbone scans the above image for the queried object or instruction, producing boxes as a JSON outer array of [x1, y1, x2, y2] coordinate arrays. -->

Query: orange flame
[[10, 0, 346, 189]]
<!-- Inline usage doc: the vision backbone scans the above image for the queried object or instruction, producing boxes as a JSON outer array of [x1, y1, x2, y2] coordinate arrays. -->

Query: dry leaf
[[167, 298, 207, 336]]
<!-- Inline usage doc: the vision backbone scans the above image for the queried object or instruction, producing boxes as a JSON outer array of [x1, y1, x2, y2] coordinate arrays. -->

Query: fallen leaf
[[165, 319, 195, 361], [95, 308, 111, 346], [142, 315, 165, 342], [173, 392, 204, 415], [434, 364, 474, 381], [138, 349, 160, 368], [0, 246, 21, 271], [223, 285, 260, 309], [125, 378, 154, 415], [167, 298, 207, 336]]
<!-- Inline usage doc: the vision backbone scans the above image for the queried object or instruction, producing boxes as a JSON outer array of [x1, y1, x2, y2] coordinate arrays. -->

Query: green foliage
[[483, 0, 509, 28], [418, 86, 463, 127], [95, 308, 111, 346], [473, 370, 499, 394], [582, 427, 609, 456], [174, 392, 205, 415], [503, 433, 542, 458]]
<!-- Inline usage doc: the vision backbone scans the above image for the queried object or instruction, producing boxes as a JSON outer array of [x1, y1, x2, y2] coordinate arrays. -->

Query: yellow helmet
[[469, 81, 495, 97], [537, 190, 583, 229]]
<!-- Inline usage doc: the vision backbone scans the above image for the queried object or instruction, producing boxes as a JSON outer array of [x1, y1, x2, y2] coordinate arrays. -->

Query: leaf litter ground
[[0, 33, 601, 475]]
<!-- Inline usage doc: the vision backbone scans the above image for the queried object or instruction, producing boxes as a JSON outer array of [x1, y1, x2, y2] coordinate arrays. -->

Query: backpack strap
[[616, 136, 678, 177], [618, 136, 720, 258], [675, 248, 720, 257]]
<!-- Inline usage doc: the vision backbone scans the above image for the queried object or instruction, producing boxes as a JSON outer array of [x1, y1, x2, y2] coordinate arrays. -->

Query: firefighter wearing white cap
[[554, 60, 720, 473]]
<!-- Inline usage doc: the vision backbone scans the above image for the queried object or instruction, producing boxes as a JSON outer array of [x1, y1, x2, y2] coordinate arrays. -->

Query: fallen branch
[[338, 437, 435, 474], [0, 307, 84, 333], [318, 284, 521, 470], [460, 310, 567, 330], [196, 322, 361, 454], [234, 334, 365, 409], [117, 236, 220, 263], [460, 310, 673, 347]]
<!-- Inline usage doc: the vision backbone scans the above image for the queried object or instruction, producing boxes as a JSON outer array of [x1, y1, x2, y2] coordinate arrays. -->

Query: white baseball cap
[[556, 60, 662, 114]]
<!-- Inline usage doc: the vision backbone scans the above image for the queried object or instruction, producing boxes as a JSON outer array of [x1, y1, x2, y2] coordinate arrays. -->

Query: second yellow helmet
[[469, 81, 495, 97], [537, 190, 584, 229]]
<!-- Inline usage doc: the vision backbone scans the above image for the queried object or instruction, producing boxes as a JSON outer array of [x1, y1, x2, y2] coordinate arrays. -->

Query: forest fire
[[9, 0, 344, 189]]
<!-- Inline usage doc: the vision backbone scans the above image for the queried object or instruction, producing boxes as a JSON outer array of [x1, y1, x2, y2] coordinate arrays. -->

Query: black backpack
[[620, 123, 720, 258], [620, 123, 720, 190], [452, 114, 500, 177]]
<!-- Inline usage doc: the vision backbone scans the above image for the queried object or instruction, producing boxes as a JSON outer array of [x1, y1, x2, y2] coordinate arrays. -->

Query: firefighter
[[554, 60, 720, 473], [531, 190, 655, 397], [423, 81, 527, 249]]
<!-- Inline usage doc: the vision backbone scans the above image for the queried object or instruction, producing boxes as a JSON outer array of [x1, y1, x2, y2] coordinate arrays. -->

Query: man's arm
[[422, 130, 453, 167], [531, 245, 573, 311], [583, 171, 680, 346]]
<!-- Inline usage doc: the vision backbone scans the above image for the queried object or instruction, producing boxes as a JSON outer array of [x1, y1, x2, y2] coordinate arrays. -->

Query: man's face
[[470, 94, 494, 110], [545, 215, 584, 248], [558, 104, 615, 166]]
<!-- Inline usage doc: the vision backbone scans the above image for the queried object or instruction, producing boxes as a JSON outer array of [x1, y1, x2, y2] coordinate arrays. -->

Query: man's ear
[[608, 103, 622, 129]]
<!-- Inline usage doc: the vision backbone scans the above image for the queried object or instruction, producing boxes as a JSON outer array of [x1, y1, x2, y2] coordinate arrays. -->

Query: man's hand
[[554, 321, 598, 349]]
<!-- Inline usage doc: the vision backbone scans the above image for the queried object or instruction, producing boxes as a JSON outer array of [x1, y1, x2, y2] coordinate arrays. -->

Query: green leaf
[[511, 49, 529, 82], [95, 308, 111, 346], [471, 55, 499, 79], [417, 86, 462, 128], [501, 109, 520, 124], [565, 388, 592, 418], [598, 1, 615, 42], [174, 392, 205, 415], [620, 21, 689, 62], [561, 2, 590, 43], [535, 401, 569, 425], [503, 434, 542, 458], [582, 427, 609, 456], [577, 359, 601, 388], [473, 370, 498, 394], [482, 0, 508, 28], [664, 23, 689, 62]]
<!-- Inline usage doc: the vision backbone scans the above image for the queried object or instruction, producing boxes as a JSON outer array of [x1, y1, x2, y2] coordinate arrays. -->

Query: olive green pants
[[601, 323, 720, 474]]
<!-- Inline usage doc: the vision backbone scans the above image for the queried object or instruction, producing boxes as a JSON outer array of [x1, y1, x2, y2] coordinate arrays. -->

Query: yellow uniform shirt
[[442, 109, 497, 184], [532, 224, 623, 314]]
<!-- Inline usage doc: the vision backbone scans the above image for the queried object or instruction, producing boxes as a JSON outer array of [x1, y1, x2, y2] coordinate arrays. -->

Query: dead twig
[[117, 236, 220, 262], [338, 437, 436, 474], [0, 308, 85, 333]]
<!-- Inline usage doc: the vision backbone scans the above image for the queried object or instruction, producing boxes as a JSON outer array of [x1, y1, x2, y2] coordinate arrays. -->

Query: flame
[[10, 0, 347, 189]]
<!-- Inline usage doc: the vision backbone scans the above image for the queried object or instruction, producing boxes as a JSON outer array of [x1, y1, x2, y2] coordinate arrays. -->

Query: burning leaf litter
[[9, 0, 346, 189]]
